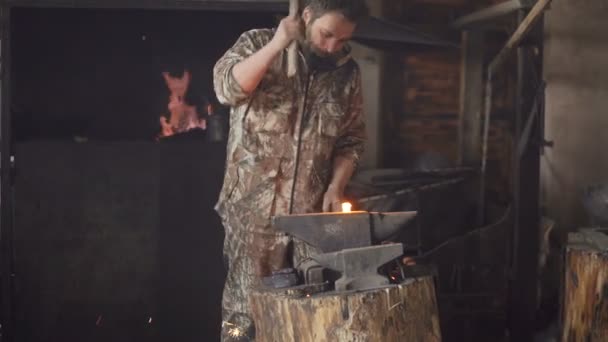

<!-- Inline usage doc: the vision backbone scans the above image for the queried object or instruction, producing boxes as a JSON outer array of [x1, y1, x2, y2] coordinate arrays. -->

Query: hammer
[[287, 0, 299, 78]]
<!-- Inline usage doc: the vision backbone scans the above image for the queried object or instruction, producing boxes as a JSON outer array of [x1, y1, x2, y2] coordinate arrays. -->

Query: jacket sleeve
[[334, 67, 366, 167], [213, 30, 266, 106]]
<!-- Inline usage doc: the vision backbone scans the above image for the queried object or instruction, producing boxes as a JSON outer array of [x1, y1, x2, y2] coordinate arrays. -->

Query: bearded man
[[213, 1, 368, 340]]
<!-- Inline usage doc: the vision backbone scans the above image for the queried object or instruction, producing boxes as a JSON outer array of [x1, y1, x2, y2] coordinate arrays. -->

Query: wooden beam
[[286, 0, 299, 78], [452, 0, 535, 29], [458, 30, 485, 166], [487, 0, 551, 72]]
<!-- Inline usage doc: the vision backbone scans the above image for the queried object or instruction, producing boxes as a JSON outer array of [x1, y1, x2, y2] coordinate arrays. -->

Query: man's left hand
[[322, 184, 343, 212]]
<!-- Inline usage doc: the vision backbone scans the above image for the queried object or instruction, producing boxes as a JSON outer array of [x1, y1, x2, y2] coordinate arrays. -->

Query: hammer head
[[272, 211, 417, 253]]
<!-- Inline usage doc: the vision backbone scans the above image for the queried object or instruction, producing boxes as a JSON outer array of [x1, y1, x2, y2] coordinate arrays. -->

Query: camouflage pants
[[220, 222, 316, 341]]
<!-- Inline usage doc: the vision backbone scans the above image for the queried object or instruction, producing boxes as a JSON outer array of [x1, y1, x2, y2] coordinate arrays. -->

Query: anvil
[[272, 211, 417, 253], [272, 211, 417, 291]]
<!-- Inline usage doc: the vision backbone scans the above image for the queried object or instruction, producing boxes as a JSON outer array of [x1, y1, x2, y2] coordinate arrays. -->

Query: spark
[[341, 202, 352, 212], [228, 327, 244, 337], [148, 317, 153, 324], [223, 321, 245, 338]]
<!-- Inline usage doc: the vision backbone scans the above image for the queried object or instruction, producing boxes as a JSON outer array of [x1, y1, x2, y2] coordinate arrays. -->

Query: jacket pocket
[[316, 102, 345, 138], [245, 77, 293, 135]]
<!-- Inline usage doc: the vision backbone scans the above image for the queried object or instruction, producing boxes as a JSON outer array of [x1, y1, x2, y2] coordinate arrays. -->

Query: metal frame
[[477, 0, 550, 339], [478, 0, 552, 224], [455, 0, 552, 340]]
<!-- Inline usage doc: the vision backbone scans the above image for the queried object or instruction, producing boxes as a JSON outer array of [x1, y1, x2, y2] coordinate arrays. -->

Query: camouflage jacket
[[213, 28, 366, 233]]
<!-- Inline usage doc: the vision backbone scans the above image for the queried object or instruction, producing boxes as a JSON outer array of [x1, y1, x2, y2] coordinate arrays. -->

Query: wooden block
[[249, 277, 442, 342], [561, 229, 608, 341]]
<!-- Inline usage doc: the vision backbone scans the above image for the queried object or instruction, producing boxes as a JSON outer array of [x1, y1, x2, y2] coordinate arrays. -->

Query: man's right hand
[[229, 17, 303, 95], [271, 15, 303, 50]]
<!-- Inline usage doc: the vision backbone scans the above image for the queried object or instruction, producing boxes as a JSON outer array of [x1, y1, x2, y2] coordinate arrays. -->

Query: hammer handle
[[287, 0, 299, 78]]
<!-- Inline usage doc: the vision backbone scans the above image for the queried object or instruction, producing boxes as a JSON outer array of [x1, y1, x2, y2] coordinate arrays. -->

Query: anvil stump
[[561, 228, 608, 341], [249, 276, 442, 342]]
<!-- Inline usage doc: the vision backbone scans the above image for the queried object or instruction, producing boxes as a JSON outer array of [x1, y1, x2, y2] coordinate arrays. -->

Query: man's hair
[[306, 0, 369, 24]]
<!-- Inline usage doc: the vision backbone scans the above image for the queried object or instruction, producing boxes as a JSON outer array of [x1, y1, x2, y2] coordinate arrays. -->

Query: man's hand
[[322, 184, 343, 212], [271, 15, 303, 50]]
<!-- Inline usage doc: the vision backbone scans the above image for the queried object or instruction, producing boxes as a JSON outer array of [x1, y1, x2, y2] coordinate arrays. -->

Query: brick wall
[[382, 0, 516, 197]]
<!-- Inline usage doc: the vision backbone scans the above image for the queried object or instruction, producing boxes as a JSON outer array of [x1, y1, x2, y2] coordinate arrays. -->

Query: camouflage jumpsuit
[[213, 28, 366, 341]]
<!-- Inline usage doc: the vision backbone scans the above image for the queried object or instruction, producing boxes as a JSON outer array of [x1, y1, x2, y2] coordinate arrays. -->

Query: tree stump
[[561, 228, 608, 341], [249, 276, 442, 342]]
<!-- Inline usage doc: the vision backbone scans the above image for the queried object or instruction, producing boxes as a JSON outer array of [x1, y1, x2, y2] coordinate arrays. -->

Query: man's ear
[[302, 6, 312, 25]]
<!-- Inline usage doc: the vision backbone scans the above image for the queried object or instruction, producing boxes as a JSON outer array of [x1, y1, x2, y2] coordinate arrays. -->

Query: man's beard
[[301, 26, 340, 71]]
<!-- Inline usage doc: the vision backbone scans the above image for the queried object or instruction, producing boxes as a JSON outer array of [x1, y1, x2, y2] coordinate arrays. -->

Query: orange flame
[[158, 70, 209, 139], [341, 202, 352, 213]]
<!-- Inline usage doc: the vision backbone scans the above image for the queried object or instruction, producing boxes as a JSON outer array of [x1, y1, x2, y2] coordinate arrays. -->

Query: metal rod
[[510, 22, 525, 282]]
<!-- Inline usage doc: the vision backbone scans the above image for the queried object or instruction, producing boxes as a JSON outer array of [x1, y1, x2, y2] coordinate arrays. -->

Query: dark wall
[[157, 140, 226, 342], [14, 141, 226, 342], [10, 8, 276, 141]]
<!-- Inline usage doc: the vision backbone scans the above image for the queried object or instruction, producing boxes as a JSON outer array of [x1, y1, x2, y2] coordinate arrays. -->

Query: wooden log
[[249, 276, 442, 342], [561, 228, 608, 341]]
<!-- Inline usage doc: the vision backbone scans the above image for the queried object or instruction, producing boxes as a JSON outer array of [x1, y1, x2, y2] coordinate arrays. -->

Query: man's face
[[302, 8, 356, 65]]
